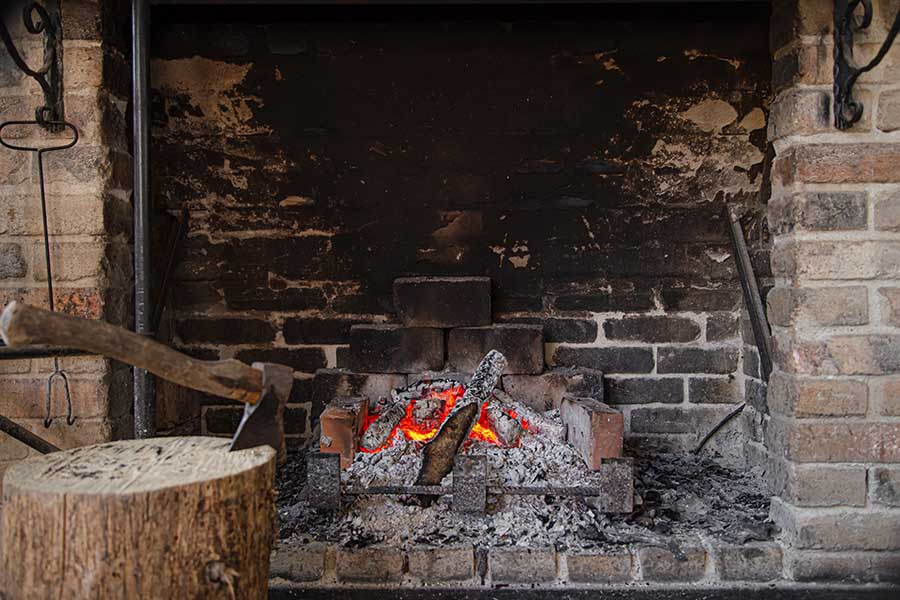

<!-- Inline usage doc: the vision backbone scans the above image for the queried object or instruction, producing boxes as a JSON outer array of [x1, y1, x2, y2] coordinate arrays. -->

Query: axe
[[0, 302, 293, 459]]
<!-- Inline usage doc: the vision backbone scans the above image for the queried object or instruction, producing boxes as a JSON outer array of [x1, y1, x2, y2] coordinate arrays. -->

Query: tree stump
[[1, 437, 276, 600]]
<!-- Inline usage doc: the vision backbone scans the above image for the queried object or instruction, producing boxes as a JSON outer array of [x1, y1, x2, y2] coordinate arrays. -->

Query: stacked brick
[[0, 0, 133, 477], [270, 538, 787, 587], [765, 0, 900, 582]]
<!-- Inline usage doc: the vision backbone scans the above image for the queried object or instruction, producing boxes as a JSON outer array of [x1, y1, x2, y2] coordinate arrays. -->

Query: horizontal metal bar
[[343, 484, 600, 497], [0, 414, 60, 454], [345, 485, 447, 495], [0, 345, 93, 360]]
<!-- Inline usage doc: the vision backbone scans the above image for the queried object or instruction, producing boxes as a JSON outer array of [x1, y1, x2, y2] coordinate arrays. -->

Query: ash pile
[[276, 349, 773, 551], [277, 449, 774, 552]]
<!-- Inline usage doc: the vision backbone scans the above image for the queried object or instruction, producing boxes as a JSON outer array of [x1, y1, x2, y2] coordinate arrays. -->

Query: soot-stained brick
[[657, 346, 739, 374], [553, 346, 654, 374], [604, 377, 684, 404], [689, 377, 740, 404], [393, 276, 491, 327], [176, 317, 276, 344], [448, 325, 544, 374], [349, 325, 444, 373], [234, 347, 327, 373], [603, 315, 701, 343], [544, 317, 598, 343], [283, 317, 357, 345]]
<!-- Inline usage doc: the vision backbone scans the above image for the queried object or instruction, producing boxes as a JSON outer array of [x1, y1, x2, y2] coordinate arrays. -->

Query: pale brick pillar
[[0, 0, 133, 476], [767, 0, 900, 582]]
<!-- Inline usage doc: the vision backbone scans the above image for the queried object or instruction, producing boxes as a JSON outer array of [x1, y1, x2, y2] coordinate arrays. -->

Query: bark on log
[[1, 437, 276, 600], [415, 350, 507, 489]]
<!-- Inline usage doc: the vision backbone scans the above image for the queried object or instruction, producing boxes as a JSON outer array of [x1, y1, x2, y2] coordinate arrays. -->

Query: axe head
[[229, 362, 293, 462]]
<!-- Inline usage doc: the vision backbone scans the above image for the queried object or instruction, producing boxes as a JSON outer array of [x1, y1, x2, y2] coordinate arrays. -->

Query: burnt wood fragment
[[414, 351, 507, 493]]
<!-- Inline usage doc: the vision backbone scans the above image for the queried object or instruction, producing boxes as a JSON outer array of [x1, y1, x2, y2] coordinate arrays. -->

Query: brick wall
[[0, 0, 132, 475], [149, 6, 772, 453], [766, 0, 900, 582]]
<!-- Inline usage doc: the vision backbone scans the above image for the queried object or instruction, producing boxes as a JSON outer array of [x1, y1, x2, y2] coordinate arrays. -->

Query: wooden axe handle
[[1, 302, 263, 404]]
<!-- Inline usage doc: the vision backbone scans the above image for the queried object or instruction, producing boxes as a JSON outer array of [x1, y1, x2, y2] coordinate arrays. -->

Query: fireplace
[[133, 0, 900, 591]]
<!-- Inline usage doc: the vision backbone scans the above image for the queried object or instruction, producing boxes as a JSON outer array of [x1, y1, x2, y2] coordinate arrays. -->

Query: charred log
[[359, 402, 405, 451], [492, 389, 565, 442], [484, 402, 523, 446], [414, 350, 507, 491]]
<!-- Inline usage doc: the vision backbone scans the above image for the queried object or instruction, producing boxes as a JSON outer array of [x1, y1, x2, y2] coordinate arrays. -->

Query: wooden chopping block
[[1, 437, 275, 600]]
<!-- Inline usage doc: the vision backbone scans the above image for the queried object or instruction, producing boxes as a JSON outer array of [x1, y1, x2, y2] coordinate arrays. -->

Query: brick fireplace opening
[[146, 2, 790, 587], [2, 0, 899, 592], [150, 4, 771, 459]]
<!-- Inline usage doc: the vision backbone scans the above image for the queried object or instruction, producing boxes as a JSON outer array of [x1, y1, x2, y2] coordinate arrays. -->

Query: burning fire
[[360, 384, 529, 453]]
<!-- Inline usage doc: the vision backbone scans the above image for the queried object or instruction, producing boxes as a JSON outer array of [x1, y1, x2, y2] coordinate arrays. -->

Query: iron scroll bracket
[[0, 1, 64, 128], [834, 0, 900, 129]]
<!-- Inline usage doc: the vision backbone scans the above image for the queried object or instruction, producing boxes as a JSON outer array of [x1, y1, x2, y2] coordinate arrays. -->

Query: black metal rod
[[343, 485, 602, 497], [725, 206, 772, 382], [132, 0, 155, 438], [0, 345, 91, 360], [151, 208, 188, 334], [0, 414, 60, 454]]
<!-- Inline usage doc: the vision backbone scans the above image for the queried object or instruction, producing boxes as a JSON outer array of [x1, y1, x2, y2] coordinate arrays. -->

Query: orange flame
[[359, 384, 528, 453]]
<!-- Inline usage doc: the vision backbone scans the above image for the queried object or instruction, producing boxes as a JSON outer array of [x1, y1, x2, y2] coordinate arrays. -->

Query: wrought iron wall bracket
[[0, 1, 64, 128], [834, 0, 900, 129]]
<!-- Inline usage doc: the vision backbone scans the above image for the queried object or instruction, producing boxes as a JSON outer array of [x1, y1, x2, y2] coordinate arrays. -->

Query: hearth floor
[[272, 449, 779, 587]]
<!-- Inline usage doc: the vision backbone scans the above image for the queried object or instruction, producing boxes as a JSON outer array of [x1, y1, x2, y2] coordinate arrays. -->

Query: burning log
[[483, 402, 523, 446], [359, 402, 405, 452], [492, 389, 565, 442], [415, 350, 507, 489]]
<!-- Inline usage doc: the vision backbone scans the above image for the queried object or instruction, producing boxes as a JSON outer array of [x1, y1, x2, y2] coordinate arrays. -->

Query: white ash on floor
[[278, 444, 775, 552]]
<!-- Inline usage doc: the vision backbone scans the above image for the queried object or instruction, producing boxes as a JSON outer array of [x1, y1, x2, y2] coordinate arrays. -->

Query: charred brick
[[394, 277, 491, 328], [234, 347, 326, 373], [688, 377, 740, 404], [554, 291, 655, 312], [707, 312, 739, 341], [310, 369, 407, 420], [448, 325, 543, 374], [745, 379, 768, 413], [349, 325, 443, 373], [604, 377, 684, 404], [283, 317, 356, 344], [630, 405, 733, 434], [552, 346, 654, 374], [283, 404, 308, 435], [544, 317, 598, 343], [603, 315, 700, 343], [657, 346, 738, 374], [661, 287, 742, 311], [224, 284, 327, 312], [176, 318, 276, 344]]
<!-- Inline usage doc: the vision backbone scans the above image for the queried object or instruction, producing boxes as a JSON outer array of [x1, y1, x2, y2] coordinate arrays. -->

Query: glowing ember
[[359, 383, 528, 453]]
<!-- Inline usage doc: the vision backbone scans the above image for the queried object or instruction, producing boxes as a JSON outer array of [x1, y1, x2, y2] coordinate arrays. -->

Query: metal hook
[[1, 119, 79, 428], [45, 357, 73, 427]]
